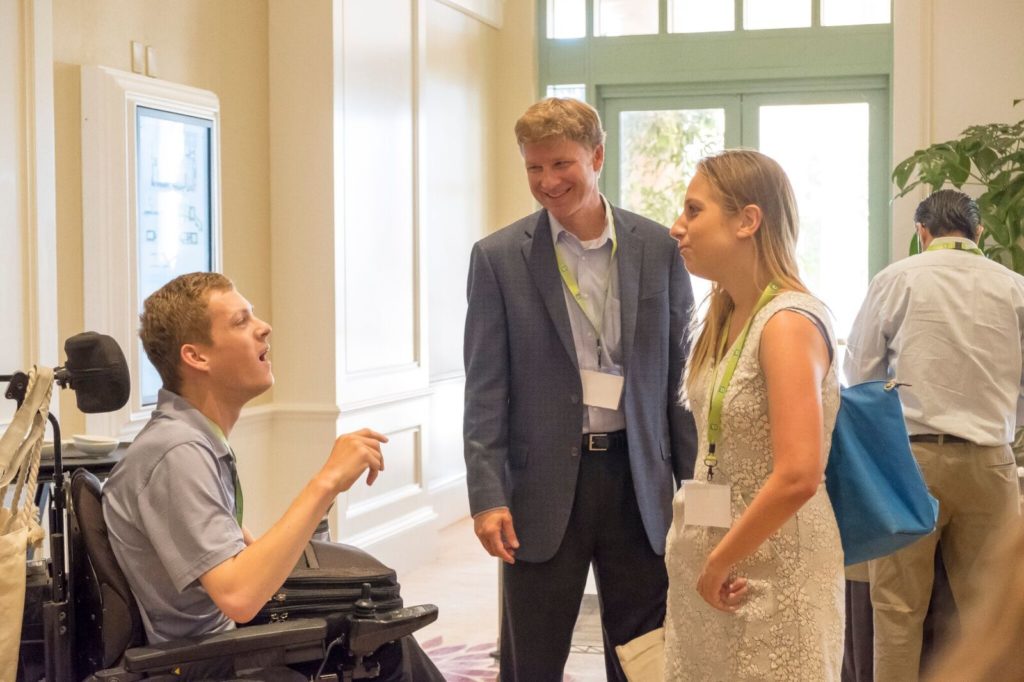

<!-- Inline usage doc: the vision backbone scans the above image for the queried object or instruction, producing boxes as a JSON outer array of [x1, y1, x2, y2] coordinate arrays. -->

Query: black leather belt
[[909, 434, 971, 445], [582, 430, 628, 453]]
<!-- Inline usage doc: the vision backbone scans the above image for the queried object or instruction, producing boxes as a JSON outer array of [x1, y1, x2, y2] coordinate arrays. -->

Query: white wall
[[891, 0, 1024, 261], [1, 0, 58, 427]]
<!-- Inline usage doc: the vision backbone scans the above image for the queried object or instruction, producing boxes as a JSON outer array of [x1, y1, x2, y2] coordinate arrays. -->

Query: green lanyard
[[554, 210, 618, 365], [206, 418, 244, 526], [705, 282, 781, 481], [926, 240, 983, 255], [226, 450, 244, 526]]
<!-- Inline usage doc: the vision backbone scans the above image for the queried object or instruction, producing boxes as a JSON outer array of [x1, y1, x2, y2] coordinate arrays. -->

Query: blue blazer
[[463, 206, 698, 562]]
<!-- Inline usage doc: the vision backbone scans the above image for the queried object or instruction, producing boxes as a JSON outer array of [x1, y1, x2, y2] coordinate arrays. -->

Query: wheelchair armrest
[[121, 618, 327, 673], [347, 604, 438, 657]]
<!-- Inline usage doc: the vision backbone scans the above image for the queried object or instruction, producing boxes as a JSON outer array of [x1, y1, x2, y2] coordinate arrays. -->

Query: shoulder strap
[[784, 307, 835, 365]]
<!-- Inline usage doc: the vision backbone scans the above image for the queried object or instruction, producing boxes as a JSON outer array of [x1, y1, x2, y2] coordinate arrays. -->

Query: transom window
[[549, 0, 891, 38]]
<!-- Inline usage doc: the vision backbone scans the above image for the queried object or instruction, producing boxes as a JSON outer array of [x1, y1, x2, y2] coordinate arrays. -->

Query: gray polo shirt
[[103, 389, 246, 643]]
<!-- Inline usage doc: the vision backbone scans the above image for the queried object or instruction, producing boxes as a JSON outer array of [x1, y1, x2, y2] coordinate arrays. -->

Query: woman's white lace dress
[[663, 292, 845, 681]]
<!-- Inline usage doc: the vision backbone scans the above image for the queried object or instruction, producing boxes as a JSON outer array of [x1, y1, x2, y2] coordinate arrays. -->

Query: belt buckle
[[588, 434, 609, 452]]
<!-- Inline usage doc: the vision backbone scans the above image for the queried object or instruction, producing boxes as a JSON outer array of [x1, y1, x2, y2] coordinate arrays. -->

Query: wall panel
[[340, 0, 419, 379]]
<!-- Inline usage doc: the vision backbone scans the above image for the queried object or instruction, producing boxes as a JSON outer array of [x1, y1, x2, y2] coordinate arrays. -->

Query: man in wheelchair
[[100, 272, 443, 681]]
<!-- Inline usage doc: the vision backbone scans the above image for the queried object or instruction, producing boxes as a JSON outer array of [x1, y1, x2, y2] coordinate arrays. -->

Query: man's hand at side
[[474, 507, 519, 564]]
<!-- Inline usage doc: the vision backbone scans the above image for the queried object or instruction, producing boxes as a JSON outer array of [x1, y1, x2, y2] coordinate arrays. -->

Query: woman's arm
[[696, 309, 831, 611]]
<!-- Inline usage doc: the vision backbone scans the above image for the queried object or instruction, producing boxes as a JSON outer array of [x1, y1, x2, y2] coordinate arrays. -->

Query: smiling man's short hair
[[514, 97, 606, 151]]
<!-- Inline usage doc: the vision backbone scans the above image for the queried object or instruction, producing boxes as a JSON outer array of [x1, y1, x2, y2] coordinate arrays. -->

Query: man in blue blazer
[[464, 98, 698, 681]]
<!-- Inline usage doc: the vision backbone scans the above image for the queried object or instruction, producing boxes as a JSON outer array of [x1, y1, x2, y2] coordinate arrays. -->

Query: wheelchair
[[7, 334, 438, 681]]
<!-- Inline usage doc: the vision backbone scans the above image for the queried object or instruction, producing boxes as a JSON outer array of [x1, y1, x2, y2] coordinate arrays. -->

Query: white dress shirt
[[550, 197, 626, 434], [844, 236, 1024, 446]]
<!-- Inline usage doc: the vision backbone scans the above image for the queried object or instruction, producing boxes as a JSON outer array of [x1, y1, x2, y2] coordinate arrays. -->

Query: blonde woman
[[662, 150, 844, 680]]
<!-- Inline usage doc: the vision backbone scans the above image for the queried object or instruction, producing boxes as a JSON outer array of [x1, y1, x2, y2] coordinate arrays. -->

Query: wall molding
[[342, 505, 437, 546], [432, 0, 503, 29], [261, 401, 341, 421]]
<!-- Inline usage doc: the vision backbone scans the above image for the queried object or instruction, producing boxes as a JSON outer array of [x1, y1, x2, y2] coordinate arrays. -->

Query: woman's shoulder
[[769, 291, 830, 322], [755, 291, 834, 343]]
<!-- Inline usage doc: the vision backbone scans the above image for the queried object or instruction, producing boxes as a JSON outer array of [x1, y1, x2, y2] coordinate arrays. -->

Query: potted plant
[[892, 104, 1023, 264]]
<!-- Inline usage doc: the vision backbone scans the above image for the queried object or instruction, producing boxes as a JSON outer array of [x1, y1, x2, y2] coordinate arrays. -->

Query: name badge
[[580, 369, 624, 410], [682, 480, 732, 528]]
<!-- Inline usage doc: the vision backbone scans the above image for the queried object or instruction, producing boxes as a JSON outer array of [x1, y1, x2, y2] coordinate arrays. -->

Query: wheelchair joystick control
[[353, 583, 376, 619]]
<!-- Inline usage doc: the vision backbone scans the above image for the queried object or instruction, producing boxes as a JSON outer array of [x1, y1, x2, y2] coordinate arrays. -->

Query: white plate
[[72, 434, 120, 456]]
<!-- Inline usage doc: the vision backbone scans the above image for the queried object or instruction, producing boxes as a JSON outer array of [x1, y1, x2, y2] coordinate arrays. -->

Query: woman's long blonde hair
[[684, 150, 807, 397]]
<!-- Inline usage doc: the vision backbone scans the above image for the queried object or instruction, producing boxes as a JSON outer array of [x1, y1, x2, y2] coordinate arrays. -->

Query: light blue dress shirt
[[550, 197, 627, 434]]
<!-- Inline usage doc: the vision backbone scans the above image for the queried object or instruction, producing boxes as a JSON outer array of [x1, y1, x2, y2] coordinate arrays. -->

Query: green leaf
[[985, 218, 1011, 247], [973, 146, 999, 175], [1011, 243, 1024, 275], [950, 151, 972, 185], [908, 231, 921, 256], [892, 157, 918, 191], [984, 243, 1006, 262]]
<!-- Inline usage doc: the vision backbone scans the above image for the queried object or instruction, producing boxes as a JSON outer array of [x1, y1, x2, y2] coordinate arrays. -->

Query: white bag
[[615, 626, 665, 682], [0, 367, 53, 682]]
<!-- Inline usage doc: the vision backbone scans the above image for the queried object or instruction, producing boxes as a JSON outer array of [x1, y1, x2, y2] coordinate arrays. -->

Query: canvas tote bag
[[0, 367, 53, 682], [615, 626, 665, 681]]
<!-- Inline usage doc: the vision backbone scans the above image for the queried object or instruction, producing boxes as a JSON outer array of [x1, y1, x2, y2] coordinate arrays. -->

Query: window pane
[[548, 0, 585, 39], [669, 0, 734, 33], [596, 0, 658, 36], [619, 109, 725, 305], [758, 102, 870, 342], [821, 0, 890, 26], [546, 83, 587, 101], [744, 0, 810, 29]]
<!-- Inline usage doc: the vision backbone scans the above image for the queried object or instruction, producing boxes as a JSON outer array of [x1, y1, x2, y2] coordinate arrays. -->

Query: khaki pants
[[868, 441, 1021, 682]]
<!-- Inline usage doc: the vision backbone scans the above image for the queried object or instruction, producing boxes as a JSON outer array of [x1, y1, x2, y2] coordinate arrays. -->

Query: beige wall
[[52, 0, 272, 433], [425, 0, 536, 378], [891, 0, 1024, 260], [491, 0, 538, 229], [1, 0, 58, 430]]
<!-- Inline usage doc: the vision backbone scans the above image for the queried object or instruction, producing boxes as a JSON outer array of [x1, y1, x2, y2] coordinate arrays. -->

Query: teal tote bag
[[825, 380, 939, 566]]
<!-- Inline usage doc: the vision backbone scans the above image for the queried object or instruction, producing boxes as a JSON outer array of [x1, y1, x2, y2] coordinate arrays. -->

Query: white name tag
[[682, 480, 732, 528], [580, 369, 624, 410]]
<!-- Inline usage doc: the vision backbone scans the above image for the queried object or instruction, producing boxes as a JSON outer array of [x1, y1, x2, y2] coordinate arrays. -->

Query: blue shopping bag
[[825, 380, 939, 565]]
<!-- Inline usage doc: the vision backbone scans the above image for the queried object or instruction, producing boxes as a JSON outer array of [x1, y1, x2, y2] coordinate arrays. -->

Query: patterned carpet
[[422, 595, 605, 682]]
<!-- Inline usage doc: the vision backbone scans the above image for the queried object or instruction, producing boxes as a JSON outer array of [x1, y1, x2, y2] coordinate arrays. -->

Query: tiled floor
[[400, 517, 607, 681]]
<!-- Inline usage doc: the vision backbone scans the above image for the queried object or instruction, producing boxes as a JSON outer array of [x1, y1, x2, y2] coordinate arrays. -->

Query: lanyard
[[705, 281, 781, 480], [926, 240, 983, 255], [206, 417, 243, 525], [554, 212, 618, 366]]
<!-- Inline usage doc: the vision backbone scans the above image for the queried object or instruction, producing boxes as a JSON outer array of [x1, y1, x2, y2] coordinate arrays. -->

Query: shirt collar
[[154, 388, 233, 459], [549, 195, 615, 250], [928, 235, 979, 251]]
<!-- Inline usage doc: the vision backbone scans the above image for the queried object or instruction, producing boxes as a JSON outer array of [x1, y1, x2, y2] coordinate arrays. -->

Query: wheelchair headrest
[[69, 468, 145, 670]]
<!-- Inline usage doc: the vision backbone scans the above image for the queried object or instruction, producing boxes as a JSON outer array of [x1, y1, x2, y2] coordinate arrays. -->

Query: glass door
[[604, 96, 741, 306], [602, 85, 888, 342]]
